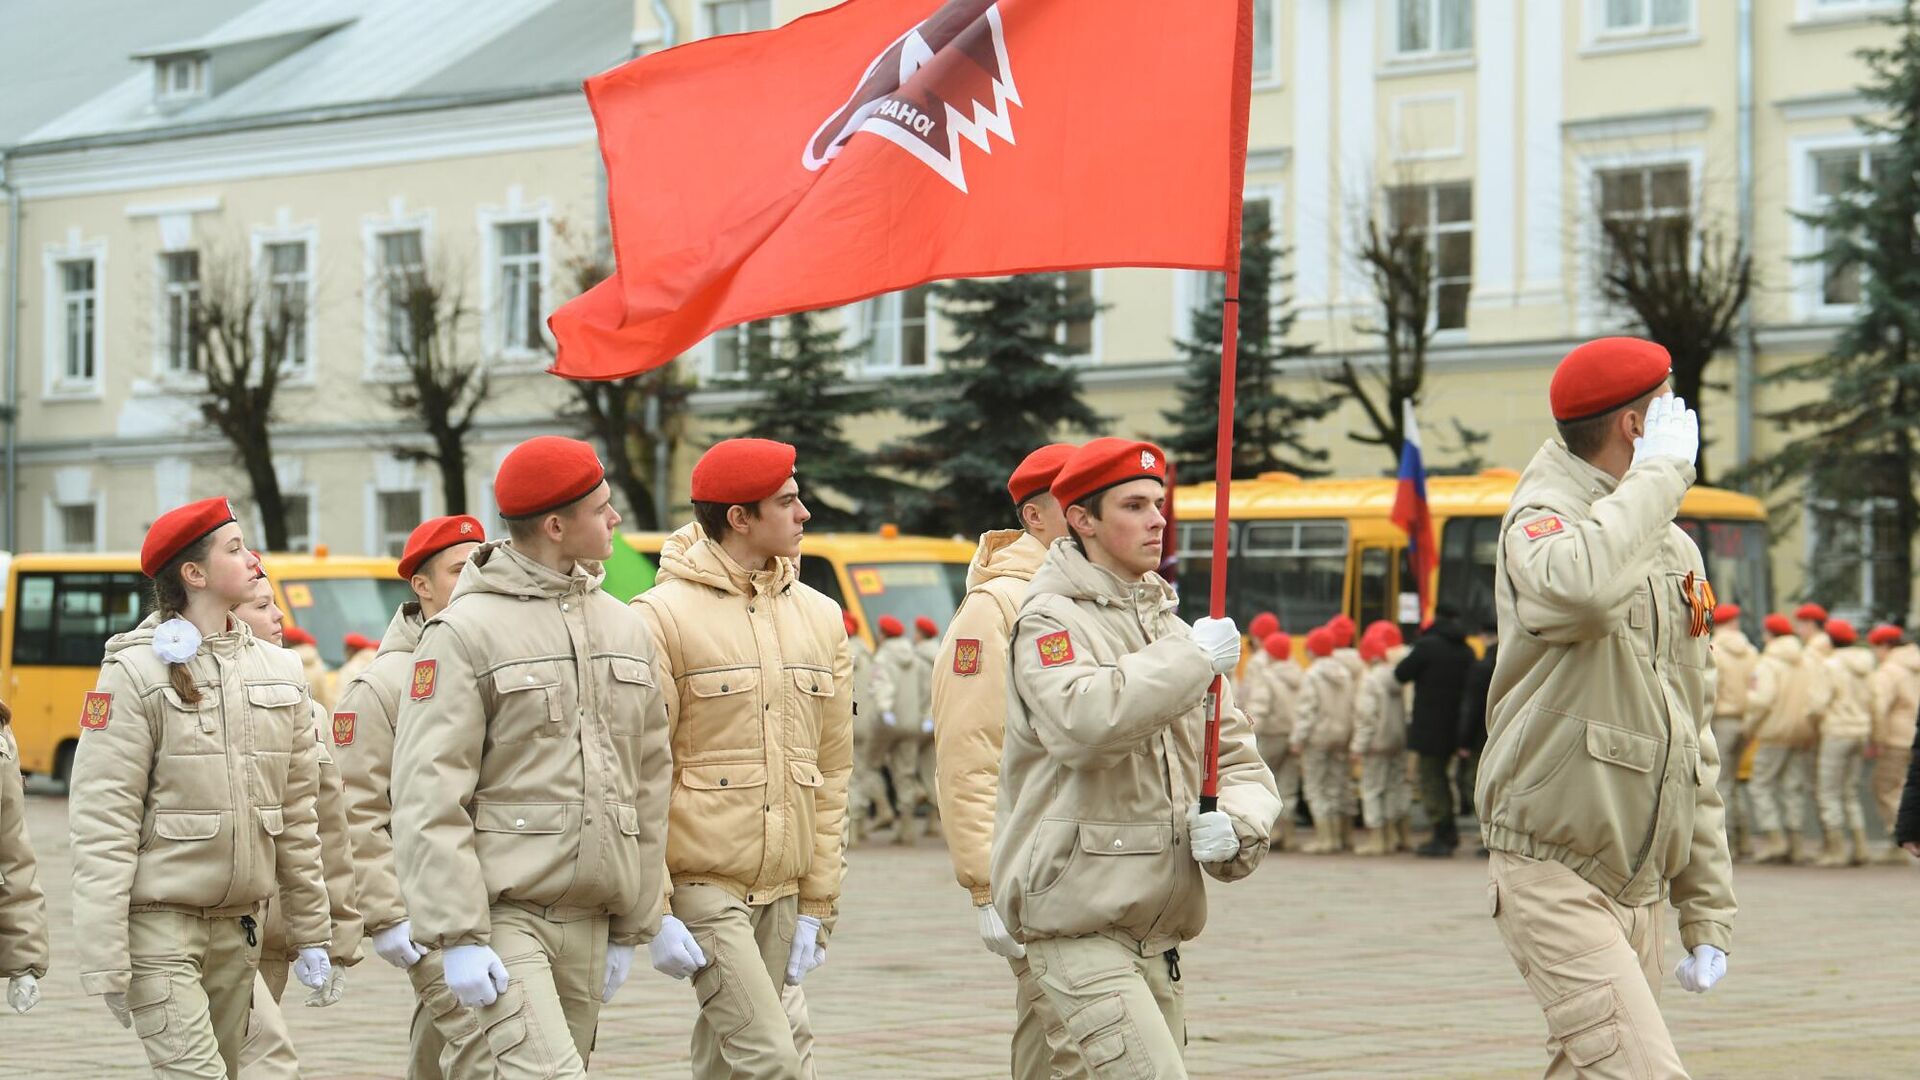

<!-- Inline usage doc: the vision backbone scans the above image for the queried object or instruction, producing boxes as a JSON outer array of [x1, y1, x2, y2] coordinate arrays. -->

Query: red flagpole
[[1201, 0, 1254, 813]]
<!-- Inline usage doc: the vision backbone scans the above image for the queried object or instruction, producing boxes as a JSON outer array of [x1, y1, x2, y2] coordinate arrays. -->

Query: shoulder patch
[[1521, 516, 1565, 541], [953, 638, 982, 675], [332, 711, 356, 747], [410, 659, 438, 701], [80, 691, 112, 731], [1035, 630, 1075, 668]]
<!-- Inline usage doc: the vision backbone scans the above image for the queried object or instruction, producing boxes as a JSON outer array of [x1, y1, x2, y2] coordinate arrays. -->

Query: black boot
[[1416, 821, 1458, 858]]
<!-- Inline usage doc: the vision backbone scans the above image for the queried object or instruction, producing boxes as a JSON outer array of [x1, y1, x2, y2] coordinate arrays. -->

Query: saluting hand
[[1630, 393, 1699, 471]]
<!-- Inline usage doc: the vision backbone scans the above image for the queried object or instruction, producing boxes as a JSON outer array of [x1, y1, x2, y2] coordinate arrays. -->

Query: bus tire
[[54, 740, 77, 792]]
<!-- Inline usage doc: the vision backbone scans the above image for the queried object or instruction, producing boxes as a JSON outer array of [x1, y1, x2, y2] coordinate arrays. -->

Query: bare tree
[[374, 258, 493, 514], [1327, 189, 1437, 463]]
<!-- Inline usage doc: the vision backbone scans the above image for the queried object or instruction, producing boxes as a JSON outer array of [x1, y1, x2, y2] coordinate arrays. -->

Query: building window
[[55, 501, 99, 553], [1253, 0, 1279, 84], [58, 258, 99, 385], [1595, 162, 1691, 292], [860, 287, 933, 372], [1387, 182, 1474, 331], [702, 0, 771, 36], [493, 221, 544, 355], [161, 251, 200, 374], [1808, 496, 1900, 616], [1395, 0, 1474, 58], [375, 229, 427, 359], [1805, 0, 1901, 15], [263, 241, 311, 370], [1812, 146, 1891, 308], [711, 321, 772, 380], [1599, 0, 1691, 34], [376, 490, 423, 558], [154, 56, 207, 102], [1054, 272, 1096, 357], [284, 492, 314, 552]]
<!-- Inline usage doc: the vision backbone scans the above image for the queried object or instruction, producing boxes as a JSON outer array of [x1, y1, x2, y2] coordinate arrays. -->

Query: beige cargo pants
[[1872, 742, 1912, 829], [1815, 737, 1868, 835], [1708, 719, 1748, 849], [1010, 954, 1089, 1079], [124, 910, 262, 1080], [883, 727, 928, 823], [1749, 745, 1818, 836], [239, 967, 298, 1080], [1358, 751, 1411, 829], [450, 903, 608, 1080], [677, 883, 805, 1080], [1488, 853, 1689, 1079], [1300, 747, 1352, 828], [1025, 935, 1186, 1080], [409, 946, 499, 1079]]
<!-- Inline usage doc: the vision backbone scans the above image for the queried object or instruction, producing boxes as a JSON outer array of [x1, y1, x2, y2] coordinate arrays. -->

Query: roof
[[12, 0, 631, 150]]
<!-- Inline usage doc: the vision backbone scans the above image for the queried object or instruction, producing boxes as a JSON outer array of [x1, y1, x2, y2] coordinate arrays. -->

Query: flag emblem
[[1036, 630, 1074, 667], [1521, 516, 1565, 542], [953, 638, 981, 675], [411, 659, 438, 701], [332, 712, 357, 747], [80, 692, 112, 730]]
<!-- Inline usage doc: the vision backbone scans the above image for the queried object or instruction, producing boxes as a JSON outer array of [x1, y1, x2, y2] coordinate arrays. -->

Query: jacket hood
[[1027, 537, 1177, 614], [1763, 634, 1804, 664], [658, 522, 797, 598], [967, 529, 1047, 590], [375, 603, 426, 659], [103, 608, 255, 660], [450, 539, 605, 604], [1309, 653, 1354, 691], [1836, 647, 1876, 678], [1428, 618, 1468, 643], [1712, 626, 1755, 658], [1892, 642, 1920, 673]]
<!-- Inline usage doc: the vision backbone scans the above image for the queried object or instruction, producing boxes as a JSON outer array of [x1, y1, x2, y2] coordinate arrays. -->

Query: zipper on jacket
[[221, 652, 250, 911], [1627, 573, 1673, 884], [239, 914, 257, 947]]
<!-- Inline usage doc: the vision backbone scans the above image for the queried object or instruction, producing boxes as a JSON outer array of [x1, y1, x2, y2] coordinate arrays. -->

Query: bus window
[[1174, 522, 1232, 623], [1355, 547, 1392, 629], [283, 577, 415, 667], [1678, 518, 1771, 639], [10, 572, 151, 667], [1438, 517, 1500, 633], [797, 557, 845, 609], [1226, 520, 1347, 631]]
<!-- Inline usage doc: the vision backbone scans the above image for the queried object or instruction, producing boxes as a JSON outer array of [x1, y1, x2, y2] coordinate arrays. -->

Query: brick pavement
[[6, 791, 1917, 1078]]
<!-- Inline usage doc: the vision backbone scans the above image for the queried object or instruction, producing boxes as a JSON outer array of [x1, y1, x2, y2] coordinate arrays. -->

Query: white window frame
[[1172, 184, 1287, 347], [1573, 147, 1704, 333], [1252, 0, 1283, 88], [153, 248, 202, 381], [44, 494, 104, 554], [1795, 0, 1902, 26], [477, 204, 552, 365], [361, 207, 435, 378], [365, 456, 434, 559], [1789, 132, 1894, 323], [249, 223, 319, 385], [1804, 494, 1899, 618], [1050, 270, 1103, 366], [706, 321, 774, 381], [1389, 0, 1475, 62], [42, 237, 107, 399], [698, 0, 773, 38], [1584, 0, 1698, 52], [1386, 180, 1475, 337], [154, 55, 208, 103], [852, 287, 937, 376], [252, 486, 318, 554]]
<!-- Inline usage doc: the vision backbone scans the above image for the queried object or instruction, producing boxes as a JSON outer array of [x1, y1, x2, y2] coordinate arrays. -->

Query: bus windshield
[[1176, 520, 1347, 630], [844, 562, 970, 632], [1677, 519, 1772, 639], [281, 577, 414, 666]]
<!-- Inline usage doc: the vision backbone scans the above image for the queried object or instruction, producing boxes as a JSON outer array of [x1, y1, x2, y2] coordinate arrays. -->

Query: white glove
[[304, 964, 345, 1008], [921, 717, 934, 734], [1187, 806, 1241, 863], [976, 903, 1024, 960], [648, 915, 707, 980], [1673, 944, 1726, 994], [1190, 617, 1242, 676], [372, 921, 425, 970], [8, 974, 39, 1014], [292, 947, 332, 992], [602, 942, 635, 1003], [442, 944, 511, 1008], [103, 991, 131, 1028], [785, 915, 826, 986], [1630, 393, 1698, 470], [882, 711, 897, 727]]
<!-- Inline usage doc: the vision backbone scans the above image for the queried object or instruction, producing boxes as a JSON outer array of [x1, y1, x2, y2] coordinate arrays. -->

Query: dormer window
[[154, 54, 208, 104]]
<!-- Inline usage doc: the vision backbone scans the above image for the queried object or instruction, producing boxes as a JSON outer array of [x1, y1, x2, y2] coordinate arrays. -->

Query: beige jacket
[[634, 524, 853, 919], [71, 613, 330, 995], [872, 636, 927, 733], [392, 542, 672, 949], [1821, 647, 1877, 742], [336, 647, 376, 692], [295, 642, 337, 712], [1291, 655, 1356, 752], [1872, 644, 1920, 747], [849, 634, 877, 753], [1709, 626, 1759, 721], [991, 540, 1280, 954], [333, 604, 424, 934], [932, 530, 1045, 905], [1351, 649, 1411, 755], [1478, 441, 1734, 954], [1234, 652, 1300, 746], [1747, 636, 1822, 748], [0, 722, 49, 979], [264, 698, 363, 965]]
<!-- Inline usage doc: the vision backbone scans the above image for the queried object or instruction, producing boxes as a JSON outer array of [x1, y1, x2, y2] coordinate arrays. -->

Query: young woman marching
[[0, 695, 50, 1016], [69, 498, 332, 1079]]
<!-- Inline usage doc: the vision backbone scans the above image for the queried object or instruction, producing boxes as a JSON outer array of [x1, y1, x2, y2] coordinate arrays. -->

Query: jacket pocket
[[473, 803, 569, 835], [256, 806, 285, 836], [687, 669, 759, 700], [160, 685, 221, 757], [127, 971, 186, 1064], [1027, 822, 1176, 944], [1664, 572, 1713, 671], [133, 810, 233, 909], [1504, 707, 1586, 799], [602, 655, 656, 737], [787, 665, 835, 744], [244, 681, 307, 758], [153, 810, 222, 842], [490, 662, 567, 744], [1545, 982, 1622, 1068], [668, 762, 770, 882]]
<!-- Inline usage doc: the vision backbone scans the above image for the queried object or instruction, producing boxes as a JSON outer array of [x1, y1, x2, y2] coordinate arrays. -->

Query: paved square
[[8, 793, 1918, 1078]]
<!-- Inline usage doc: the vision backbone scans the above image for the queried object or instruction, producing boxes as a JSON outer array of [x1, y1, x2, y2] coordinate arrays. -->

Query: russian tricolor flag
[[1392, 399, 1436, 628]]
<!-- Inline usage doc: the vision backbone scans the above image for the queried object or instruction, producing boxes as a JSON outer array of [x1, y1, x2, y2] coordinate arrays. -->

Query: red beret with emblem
[[496, 437, 605, 518], [1764, 613, 1793, 637], [1261, 632, 1292, 660], [915, 616, 939, 638], [1008, 443, 1079, 506], [283, 625, 315, 647], [1795, 602, 1829, 623], [1051, 438, 1168, 508], [1549, 338, 1673, 422], [1249, 612, 1279, 640], [878, 615, 905, 638], [1825, 619, 1858, 646], [1306, 627, 1335, 658], [1869, 624, 1903, 646], [141, 497, 237, 577], [691, 438, 797, 504], [399, 515, 485, 579], [1713, 603, 1741, 624]]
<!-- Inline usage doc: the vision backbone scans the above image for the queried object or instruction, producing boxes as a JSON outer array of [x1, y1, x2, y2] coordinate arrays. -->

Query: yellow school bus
[[1171, 469, 1772, 640], [622, 528, 977, 649], [1, 549, 404, 781]]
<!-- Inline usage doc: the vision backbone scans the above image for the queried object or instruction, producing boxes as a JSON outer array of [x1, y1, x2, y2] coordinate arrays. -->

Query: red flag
[[550, 0, 1247, 379]]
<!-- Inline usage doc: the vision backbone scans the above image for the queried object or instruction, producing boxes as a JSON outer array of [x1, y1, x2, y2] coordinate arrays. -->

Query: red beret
[[1249, 612, 1279, 640], [1795, 602, 1829, 623], [1327, 614, 1356, 648], [691, 438, 796, 504], [1008, 443, 1079, 506], [344, 632, 376, 653], [1713, 603, 1741, 624], [399, 515, 485, 579], [1869, 624, 1903, 646], [283, 625, 315, 647], [1366, 622, 1404, 651], [915, 616, 939, 638], [878, 615, 905, 638], [842, 610, 859, 638], [1550, 338, 1673, 422], [1051, 438, 1167, 508], [1306, 628, 1335, 658], [141, 497, 237, 577], [1764, 614, 1793, 637], [1261, 632, 1292, 660], [1359, 636, 1387, 663], [1825, 619, 1858, 646], [496, 437, 605, 518]]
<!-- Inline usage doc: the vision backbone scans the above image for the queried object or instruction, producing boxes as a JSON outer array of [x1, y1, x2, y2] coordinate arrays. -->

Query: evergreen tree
[[888, 275, 1104, 535], [1750, 5, 1920, 621], [720, 311, 905, 530], [1163, 199, 1330, 480]]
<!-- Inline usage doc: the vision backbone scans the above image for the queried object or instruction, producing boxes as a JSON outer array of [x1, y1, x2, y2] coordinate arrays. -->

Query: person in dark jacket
[[1457, 621, 1497, 858], [1394, 605, 1476, 856], [1897, 702, 1920, 858]]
